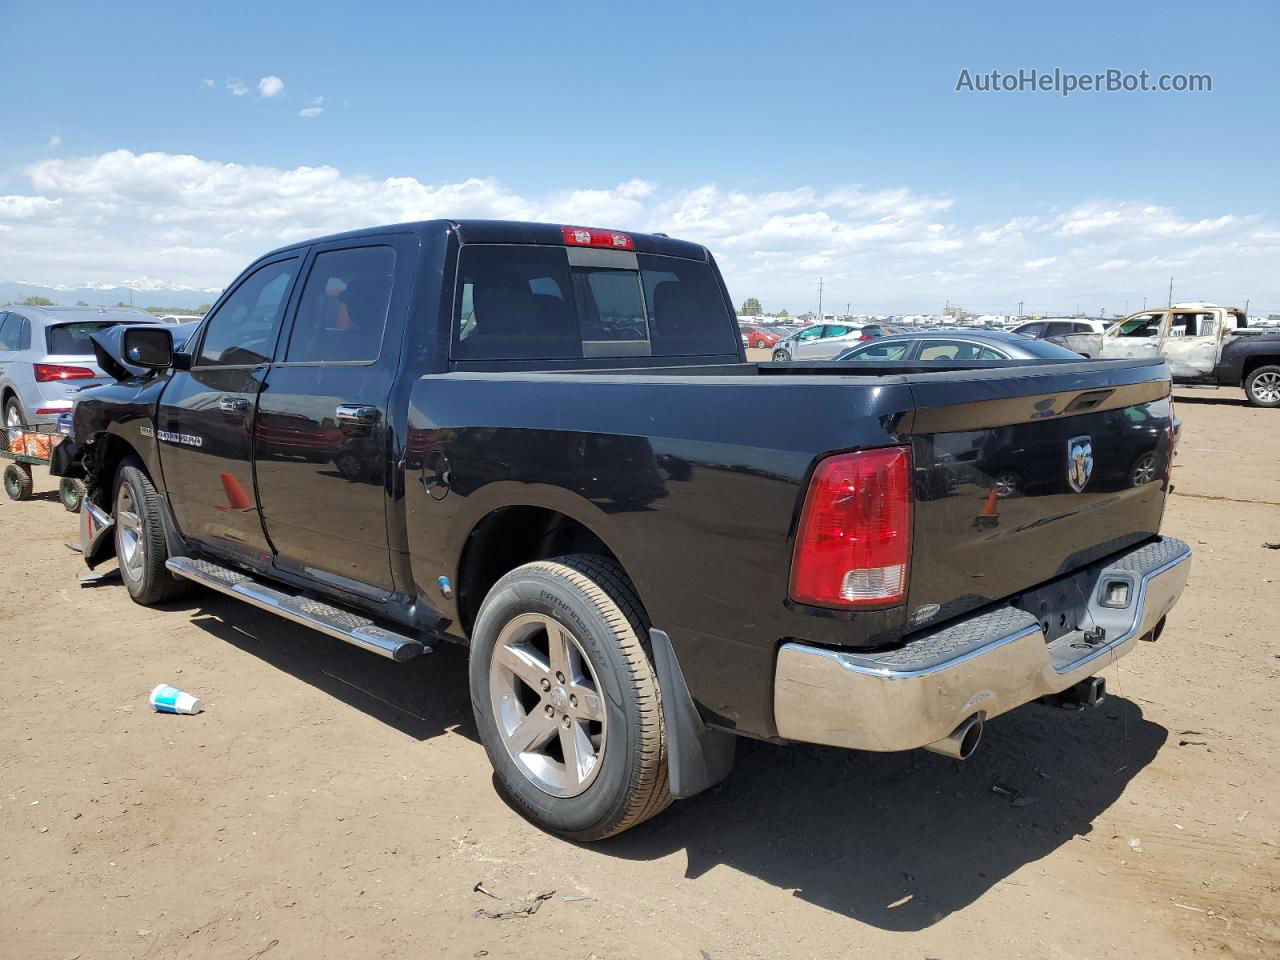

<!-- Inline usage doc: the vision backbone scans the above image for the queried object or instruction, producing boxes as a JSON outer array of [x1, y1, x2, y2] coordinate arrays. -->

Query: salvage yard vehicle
[[834, 328, 1084, 362], [0, 306, 163, 430], [53, 219, 1191, 840], [1051, 302, 1280, 407]]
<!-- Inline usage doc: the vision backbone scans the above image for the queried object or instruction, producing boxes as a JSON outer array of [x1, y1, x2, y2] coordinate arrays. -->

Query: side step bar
[[166, 557, 428, 661]]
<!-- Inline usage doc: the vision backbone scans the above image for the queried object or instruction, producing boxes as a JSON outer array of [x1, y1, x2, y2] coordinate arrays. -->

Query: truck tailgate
[[903, 360, 1173, 622]]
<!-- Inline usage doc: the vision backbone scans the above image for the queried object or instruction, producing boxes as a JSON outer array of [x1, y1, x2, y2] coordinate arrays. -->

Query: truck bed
[[406, 357, 1173, 736]]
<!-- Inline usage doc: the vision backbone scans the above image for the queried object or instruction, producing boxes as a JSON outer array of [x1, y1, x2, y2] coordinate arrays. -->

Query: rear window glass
[[453, 244, 737, 361], [46, 322, 121, 356], [286, 246, 395, 363]]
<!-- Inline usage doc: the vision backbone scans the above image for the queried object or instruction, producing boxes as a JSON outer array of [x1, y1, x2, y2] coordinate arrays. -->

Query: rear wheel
[[3, 396, 24, 451], [1244, 365, 1280, 407], [469, 554, 671, 840], [113, 458, 191, 605], [3, 463, 32, 501], [754, 339, 766, 349]]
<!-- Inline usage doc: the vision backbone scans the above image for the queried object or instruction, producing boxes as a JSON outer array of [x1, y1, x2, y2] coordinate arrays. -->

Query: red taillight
[[561, 226, 634, 250], [34, 364, 96, 382], [857, 335, 872, 341], [790, 446, 912, 609]]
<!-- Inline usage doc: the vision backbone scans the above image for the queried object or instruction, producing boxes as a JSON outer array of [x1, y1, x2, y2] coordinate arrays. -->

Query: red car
[[740, 324, 782, 349]]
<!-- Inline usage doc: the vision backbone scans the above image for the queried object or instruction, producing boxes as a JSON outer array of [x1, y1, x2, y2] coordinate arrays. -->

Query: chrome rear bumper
[[773, 537, 1191, 752]]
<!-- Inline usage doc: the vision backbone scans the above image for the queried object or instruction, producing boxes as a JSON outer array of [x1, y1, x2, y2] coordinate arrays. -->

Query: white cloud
[[226, 78, 249, 96], [257, 75, 285, 98], [2, 148, 1277, 313], [47, 134, 61, 150], [200, 78, 215, 89], [299, 96, 324, 118]]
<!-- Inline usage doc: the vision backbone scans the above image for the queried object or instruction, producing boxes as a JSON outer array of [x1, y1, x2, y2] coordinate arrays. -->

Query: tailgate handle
[[1064, 389, 1114, 413]]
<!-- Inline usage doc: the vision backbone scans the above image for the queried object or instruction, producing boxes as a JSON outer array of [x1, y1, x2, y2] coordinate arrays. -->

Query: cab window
[[1169, 312, 1215, 338], [285, 247, 395, 363], [197, 258, 298, 366], [1115, 313, 1163, 338]]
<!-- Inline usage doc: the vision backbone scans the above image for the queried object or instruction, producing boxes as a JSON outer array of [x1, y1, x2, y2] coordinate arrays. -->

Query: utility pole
[[1143, 296, 1147, 310], [1168, 277, 1173, 307], [846, 301, 851, 319], [817, 277, 823, 320]]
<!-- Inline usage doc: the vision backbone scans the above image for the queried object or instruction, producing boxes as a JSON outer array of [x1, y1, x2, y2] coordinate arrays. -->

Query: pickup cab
[[53, 219, 1192, 840], [1052, 302, 1280, 407]]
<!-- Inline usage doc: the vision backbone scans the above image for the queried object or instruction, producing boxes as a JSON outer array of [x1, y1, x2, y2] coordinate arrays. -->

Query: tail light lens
[[790, 446, 912, 609], [34, 364, 96, 382]]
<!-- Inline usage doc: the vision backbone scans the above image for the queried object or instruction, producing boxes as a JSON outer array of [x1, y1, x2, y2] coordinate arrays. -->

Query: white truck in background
[[1051, 303, 1280, 407]]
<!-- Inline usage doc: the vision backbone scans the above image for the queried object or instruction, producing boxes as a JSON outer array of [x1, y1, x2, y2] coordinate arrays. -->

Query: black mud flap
[[651, 628, 736, 799]]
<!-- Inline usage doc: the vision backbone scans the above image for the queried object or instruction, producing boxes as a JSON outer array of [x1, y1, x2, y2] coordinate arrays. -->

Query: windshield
[[454, 245, 738, 361], [46, 322, 123, 356]]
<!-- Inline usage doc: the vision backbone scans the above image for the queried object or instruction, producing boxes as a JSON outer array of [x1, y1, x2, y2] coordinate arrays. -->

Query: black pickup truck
[[54, 219, 1191, 840]]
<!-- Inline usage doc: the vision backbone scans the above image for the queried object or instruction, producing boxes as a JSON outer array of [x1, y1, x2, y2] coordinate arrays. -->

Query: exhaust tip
[[923, 714, 984, 761]]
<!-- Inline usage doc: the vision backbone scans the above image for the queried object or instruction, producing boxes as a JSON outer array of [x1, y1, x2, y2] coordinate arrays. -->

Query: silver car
[[0, 306, 162, 431]]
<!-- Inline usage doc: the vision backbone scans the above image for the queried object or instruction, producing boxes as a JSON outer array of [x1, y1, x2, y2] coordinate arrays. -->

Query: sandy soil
[[1, 385, 1277, 960]]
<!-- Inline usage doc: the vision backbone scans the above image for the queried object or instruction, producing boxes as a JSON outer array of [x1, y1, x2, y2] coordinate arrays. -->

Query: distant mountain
[[0, 278, 221, 310]]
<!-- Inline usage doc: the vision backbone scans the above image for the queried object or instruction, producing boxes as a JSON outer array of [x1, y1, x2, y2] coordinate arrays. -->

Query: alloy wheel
[[1251, 371, 1280, 404], [488, 613, 607, 798], [115, 481, 146, 581], [1130, 453, 1158, 486]]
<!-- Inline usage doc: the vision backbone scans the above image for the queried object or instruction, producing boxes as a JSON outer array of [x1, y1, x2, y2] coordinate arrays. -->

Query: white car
[[771, 323, 892, 361]]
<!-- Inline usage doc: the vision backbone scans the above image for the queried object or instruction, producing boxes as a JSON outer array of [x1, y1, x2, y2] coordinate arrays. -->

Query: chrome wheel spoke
[[506, 709, 558, 754], [559, 720, 595, 786], [493, 642, 549, 692], [547, 626, 573, 682], [568, 682, 605, 722]]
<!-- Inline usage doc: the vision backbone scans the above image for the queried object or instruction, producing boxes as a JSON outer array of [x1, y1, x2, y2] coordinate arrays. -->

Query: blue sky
[[2, 0, 1278, 313]]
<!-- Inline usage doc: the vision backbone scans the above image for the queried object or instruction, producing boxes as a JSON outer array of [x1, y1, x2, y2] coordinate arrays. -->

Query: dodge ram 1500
[[53, 219, 1191, 839]]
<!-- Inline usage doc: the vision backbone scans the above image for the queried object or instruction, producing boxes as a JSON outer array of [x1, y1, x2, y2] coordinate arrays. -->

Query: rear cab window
[[452, 244, 737, 361]]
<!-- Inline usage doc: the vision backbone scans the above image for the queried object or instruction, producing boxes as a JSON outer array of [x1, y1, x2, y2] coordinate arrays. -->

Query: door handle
[[335, 404, 380, 426], [218, 396, 252, 415]]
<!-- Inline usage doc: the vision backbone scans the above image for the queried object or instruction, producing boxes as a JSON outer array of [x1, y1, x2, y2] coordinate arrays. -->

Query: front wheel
[[1244, 365, 1280, 407], [113, 458, 191, 605], [772, 349, 791, 362], [469, 554, 671, 840]]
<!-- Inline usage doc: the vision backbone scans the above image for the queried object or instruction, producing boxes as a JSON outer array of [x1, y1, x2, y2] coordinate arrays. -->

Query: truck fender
[[650, 628, 736, 799]]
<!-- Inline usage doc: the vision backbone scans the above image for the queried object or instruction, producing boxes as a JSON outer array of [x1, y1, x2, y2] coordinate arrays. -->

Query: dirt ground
[[1, 384, 1277, 960]]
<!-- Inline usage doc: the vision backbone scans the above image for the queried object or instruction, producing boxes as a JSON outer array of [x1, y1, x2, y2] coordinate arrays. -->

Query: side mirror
[[123, 326, 175, 369]]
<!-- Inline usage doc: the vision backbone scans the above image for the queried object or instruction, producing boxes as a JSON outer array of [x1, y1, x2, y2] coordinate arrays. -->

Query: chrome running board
[[166, 556, 427, 661]]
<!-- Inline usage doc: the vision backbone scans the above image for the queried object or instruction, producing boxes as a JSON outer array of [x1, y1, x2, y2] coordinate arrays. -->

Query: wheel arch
[[453, 495, 632, 639], [1241, 353, 1280, 384]]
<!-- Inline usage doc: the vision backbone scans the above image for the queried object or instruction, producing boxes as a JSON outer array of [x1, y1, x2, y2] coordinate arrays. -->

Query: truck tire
[[1244, 364, 1280, 408], [469, 554, 671, 840], [113, 458, 191, 605]]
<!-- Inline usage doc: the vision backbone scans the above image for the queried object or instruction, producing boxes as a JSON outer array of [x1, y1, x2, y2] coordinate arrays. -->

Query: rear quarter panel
[[404, 370, 917, 736]]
